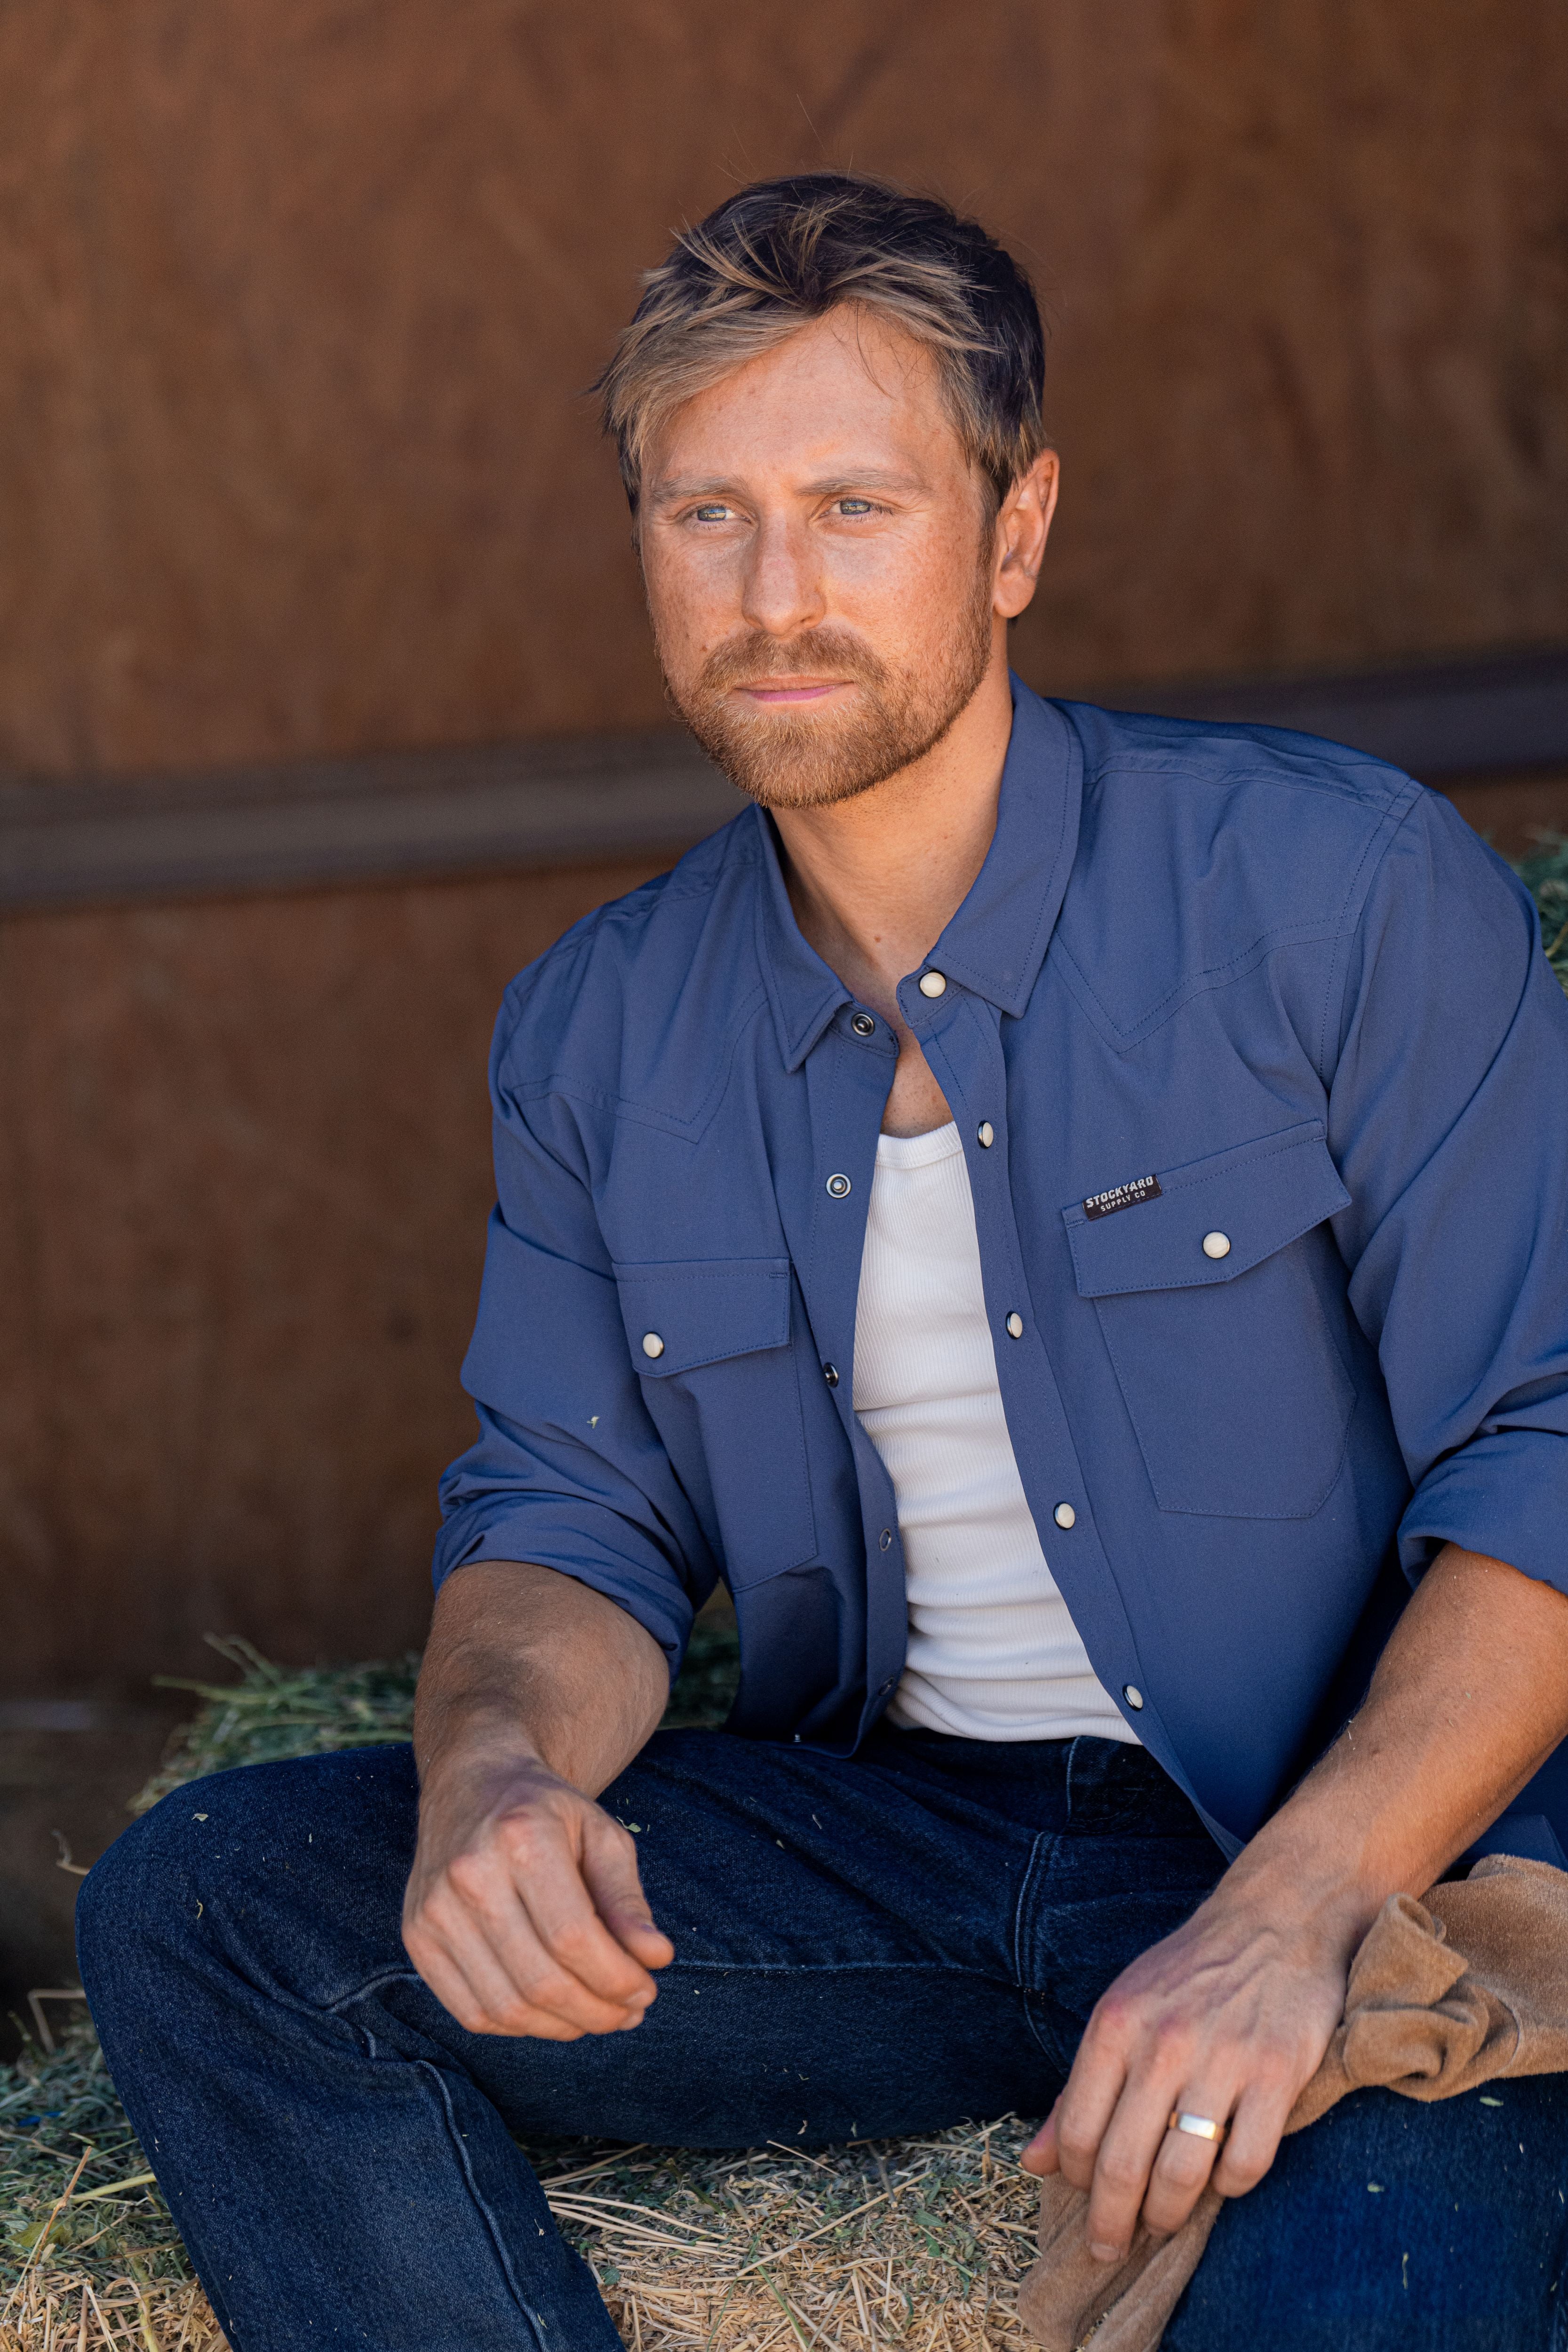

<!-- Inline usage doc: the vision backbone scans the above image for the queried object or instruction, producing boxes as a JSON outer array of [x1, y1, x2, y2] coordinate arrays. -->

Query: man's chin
[[678, 704, 902, 812]]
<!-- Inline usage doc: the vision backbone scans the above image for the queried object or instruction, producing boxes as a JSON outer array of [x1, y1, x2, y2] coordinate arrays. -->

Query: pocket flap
[[612, 1257, 793, 1375], [1063, 1120, 1350, 1298]]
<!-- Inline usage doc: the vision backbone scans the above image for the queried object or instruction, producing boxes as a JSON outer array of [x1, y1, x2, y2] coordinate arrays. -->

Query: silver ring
[[1168, 2110, 1227, 2143]]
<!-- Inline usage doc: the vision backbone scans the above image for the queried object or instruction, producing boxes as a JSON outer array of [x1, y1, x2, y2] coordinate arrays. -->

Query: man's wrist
[[413, 1702, 558, 1800], [1212, 1814, 1385, 1967]]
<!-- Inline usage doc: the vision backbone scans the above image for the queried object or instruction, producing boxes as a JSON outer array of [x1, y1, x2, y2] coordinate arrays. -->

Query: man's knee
[[78, 1744, 420, 2018]]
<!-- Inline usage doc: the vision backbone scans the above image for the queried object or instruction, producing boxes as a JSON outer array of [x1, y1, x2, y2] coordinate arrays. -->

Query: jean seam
[[339, 2012, 553, 2349], [1012, 1830, 1070, 2071], [1011, 1829, 1050, 1991]]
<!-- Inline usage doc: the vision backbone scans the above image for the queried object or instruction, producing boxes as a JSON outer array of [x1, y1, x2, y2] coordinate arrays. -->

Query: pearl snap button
[[851, 1011, 876, 1037], [917, 971, 947, 998], [1202, 1231, 1232, 1260], [826, 1172, 852, 1198], [822, 1362, 839, 1388], [879, 1528, 893, 1551], [641, 1333, 665, 1359], [1053, 1502, 1076, 1530], [1005, 1311, 1024, 1339], [978, 1121, 994, 1148], [1123, 1685, 1145, 1710]]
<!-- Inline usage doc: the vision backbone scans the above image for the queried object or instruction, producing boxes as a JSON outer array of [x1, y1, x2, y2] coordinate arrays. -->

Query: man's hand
[[404, 1559, 676, 2039], [402, 1747, 674, 2039], [1020, 1545, 1568, 2261], [1019, 1878, 1348, 2259]]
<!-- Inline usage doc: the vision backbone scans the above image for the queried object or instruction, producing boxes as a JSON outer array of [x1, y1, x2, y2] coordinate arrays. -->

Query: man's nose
[[739, 513, 826, 639]]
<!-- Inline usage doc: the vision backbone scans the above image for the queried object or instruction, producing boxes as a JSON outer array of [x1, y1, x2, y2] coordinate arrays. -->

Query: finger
[[1019, 2099, 1062, 2177], [434, 1859, 653, 2035], [579, 1813, 676, 1971], [1139, 2099, 1232, 2237], [1211, 2074, 1294, 2201], [1051, 2008, 1134, 2194], [508, 1824, 666, 2010], [404, 1911, 592, 2040], [1084, 2073, 1194, 2263]]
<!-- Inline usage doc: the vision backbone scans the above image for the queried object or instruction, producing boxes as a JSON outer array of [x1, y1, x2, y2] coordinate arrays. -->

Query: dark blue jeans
[[78, 1729, 1568, 2350]]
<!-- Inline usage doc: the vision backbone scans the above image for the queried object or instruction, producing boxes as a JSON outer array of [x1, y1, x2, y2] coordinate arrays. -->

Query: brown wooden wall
[[2, 2, 1567, 1689], [0, 861, 667, 1691]]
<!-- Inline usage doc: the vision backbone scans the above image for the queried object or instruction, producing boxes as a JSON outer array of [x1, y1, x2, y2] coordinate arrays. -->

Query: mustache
[[697, 628, 891, 695]]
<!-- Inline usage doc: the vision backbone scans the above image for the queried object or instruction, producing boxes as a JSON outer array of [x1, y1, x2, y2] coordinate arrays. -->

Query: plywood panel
[[1, 0, 1564, 779]]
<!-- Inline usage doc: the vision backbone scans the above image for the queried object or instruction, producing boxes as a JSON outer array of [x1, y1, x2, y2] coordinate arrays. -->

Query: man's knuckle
[[523, 1966, 575, 2010], [550, 1921, 596, 1962], [1091, 1992, 1134, 2041], [446, 1852, 492, 1904], [1097, 2152, 1147, 2195], [497, 1817, 545, 1867], [1150, 2013, 1195, 2064]]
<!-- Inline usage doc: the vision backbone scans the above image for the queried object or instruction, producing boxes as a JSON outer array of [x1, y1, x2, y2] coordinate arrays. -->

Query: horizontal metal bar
[[0, 650, 1562, 913], [1107, 645, 1568, 778], [0, 732, 749, 912]]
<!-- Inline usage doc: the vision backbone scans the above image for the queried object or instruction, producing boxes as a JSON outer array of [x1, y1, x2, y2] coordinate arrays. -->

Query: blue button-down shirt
[[437, 680, 1568, 1858]]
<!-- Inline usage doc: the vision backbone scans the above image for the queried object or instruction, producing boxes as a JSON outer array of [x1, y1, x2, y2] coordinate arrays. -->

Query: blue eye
[[692, 504, 731, 523], [837, 498, 875, 516]]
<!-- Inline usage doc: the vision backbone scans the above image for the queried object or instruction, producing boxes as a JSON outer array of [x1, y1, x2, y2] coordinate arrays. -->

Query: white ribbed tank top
[[852, 1122, 1137, 1744]]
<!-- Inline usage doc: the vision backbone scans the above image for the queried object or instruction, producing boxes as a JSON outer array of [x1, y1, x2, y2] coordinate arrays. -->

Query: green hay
[[2, 1620, 749, 2344], [131, 1610, 741, 1816], [1518, 834, 1568, 998]]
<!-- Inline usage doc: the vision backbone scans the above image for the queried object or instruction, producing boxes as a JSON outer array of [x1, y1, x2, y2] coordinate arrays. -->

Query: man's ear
[[994, 450, 1060, 620]]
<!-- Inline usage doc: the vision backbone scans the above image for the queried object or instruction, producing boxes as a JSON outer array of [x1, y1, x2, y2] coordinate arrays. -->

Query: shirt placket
[[898, 970, 1174, 1768], [775, 1013, 917, 1736]]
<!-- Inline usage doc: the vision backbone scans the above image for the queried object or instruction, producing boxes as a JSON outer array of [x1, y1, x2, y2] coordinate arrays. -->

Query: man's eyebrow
[[647, 468, 925, 507]]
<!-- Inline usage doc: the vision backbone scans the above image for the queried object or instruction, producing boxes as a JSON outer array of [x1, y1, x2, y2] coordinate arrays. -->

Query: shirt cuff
[[431, 1509, 694, 1680], [1399, 1427, 1568, 1594]]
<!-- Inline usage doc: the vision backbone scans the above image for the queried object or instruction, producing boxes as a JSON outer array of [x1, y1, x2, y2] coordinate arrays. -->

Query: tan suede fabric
[[1016, 1854, 1568, 2352]]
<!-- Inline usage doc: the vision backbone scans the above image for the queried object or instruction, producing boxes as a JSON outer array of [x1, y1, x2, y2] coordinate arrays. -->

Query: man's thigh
[[120, 1732, 1066, 2145], [387, 1726, 1071, 2144], [1165, 2076, 1568, 2352]]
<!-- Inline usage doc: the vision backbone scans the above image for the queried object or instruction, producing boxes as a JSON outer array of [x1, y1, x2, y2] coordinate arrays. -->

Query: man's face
[[638, 309, 1003, 810]]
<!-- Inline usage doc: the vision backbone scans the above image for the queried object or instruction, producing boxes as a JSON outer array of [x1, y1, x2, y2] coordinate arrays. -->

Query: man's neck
[[771, 652, 1014, 1034]]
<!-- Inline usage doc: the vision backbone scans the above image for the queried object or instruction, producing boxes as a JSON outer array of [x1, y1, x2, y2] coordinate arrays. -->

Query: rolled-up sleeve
[[1328, 789, 1568, 1589], [432, 985, 716, 1677]]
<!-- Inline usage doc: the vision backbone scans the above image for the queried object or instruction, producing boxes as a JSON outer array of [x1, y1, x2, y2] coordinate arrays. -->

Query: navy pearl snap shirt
[[437, 679, 1568, 1859]]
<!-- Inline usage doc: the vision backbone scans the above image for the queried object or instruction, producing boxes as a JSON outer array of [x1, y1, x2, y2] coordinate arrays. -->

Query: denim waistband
[[861, 1724, 1212, 1843]]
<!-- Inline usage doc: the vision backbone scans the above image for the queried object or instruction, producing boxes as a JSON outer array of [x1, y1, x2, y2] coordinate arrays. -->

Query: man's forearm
[[414, 1559, 671, 1798], [402, 1562, 677, 2040], [1221, 1543, 1568, 1958]]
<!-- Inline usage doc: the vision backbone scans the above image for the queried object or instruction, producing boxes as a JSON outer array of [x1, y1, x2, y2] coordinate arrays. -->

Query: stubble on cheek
[[651, 557, 996, 812]]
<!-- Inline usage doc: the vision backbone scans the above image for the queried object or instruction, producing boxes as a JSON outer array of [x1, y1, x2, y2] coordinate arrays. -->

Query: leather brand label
[[1083, 1173, 1162, 1220]]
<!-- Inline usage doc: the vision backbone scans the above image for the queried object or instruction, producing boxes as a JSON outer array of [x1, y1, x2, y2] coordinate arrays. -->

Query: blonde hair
[[596, 174, 1049, 512]]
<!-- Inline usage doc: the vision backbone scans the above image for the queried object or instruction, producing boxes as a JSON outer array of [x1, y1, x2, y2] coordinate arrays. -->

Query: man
[[81, 175, 1568, 2348]]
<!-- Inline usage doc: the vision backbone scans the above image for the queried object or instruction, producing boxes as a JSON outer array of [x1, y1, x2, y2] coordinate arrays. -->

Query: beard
[[656, 562, 996, 812]]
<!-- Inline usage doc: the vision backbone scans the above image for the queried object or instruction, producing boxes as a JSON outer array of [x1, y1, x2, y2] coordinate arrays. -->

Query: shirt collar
[[754, 676, 1082, 1073]]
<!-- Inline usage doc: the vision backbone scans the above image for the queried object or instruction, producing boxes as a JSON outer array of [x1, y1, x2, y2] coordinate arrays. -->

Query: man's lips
[[734, 680, 849, 705]]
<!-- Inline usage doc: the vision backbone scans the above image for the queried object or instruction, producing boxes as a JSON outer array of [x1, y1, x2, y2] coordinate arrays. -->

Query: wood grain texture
[[1, 0, 1565, 779]]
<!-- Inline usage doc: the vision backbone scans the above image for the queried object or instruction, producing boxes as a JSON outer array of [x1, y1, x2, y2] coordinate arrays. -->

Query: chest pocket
[[1063, 1120, 1356, 1519], [612, 1257, 817, 1587]]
